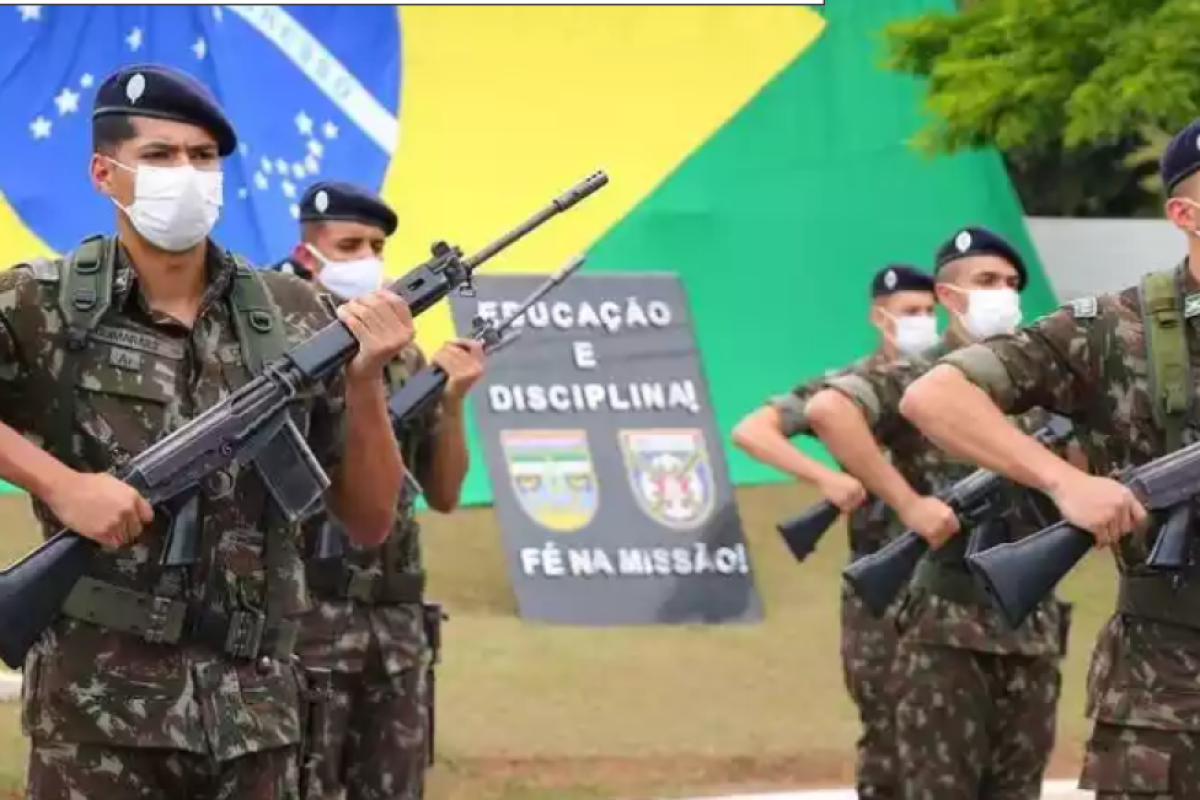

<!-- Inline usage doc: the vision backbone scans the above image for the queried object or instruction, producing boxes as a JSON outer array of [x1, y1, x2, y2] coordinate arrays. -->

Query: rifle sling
[[1117, 574, 1200, 631], [60, 576, 298, 659]]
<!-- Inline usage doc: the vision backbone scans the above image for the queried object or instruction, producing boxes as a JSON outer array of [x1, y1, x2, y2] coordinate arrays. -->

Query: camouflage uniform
[[941, 261, 1200, 799], [771, 351, 904, 800], [296, 345, 440, 800], [3, 236, 346, 799], [786, 333, 1071, 800]]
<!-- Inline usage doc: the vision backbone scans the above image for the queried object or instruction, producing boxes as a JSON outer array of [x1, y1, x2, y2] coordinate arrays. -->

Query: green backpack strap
[[48, 235, 113, 466], [227, 258, 289, 373], [57, 235, 113, 349], [1140, 271, 1192, 452]]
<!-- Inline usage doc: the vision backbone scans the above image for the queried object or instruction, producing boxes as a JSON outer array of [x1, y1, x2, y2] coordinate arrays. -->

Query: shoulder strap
[[1140, 271, 1191, 452], [227, 258, 289, 374], [44, 235, 114, 466], [56, 234, 113, 348]]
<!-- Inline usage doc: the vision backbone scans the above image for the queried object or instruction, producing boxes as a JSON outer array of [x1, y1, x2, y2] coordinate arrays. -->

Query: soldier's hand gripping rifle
[[841, 415, 1074, 618], [775, 496, 886, 562], [967, 433, 1200, 630], [0, 172, 608, 670], [313, 254, 588, 561]]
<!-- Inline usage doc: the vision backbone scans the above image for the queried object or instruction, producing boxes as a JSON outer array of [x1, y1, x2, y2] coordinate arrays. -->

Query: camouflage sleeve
[[0, 267, 43, 428], [821, 358, 921, 439], [766, 361, 869, 437], [938, 301, 1101, 417]]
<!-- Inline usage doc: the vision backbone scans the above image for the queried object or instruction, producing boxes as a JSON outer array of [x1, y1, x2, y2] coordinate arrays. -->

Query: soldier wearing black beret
[[931, 226, 1028, 342], [732, 261, 936, 800], [271, 181, 397, 297], [4, 63, 422, 800], [285, 179, 486, 800]]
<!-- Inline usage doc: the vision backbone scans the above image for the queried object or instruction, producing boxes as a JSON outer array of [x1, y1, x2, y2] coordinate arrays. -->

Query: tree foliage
[[884, 0, 1200, 217]]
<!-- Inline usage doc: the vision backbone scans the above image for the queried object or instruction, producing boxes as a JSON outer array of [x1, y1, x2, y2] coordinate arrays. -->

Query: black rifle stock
[[0, 172, 608, 670], [841, 415, 1074, 618], [775, 500, 841, 562], [314, 254, 588, 562], [968, 435, 1200, 629]]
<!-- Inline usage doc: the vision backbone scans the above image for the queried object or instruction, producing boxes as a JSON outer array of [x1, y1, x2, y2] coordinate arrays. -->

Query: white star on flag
[[254, 172, 268, 191], [80, 73, 94, 89], [192, 37, 207, 60], [281, 180, 296, 199], [126, 27, 143, 52], [289, 204, 300, 220], [291, 162, 307, 180], [295, 111, 313, 136], [30, 117, 51, 140], [238, 143, 249, 156], [304, 154, 320, 174], [212, 7, 224, 22], [54, 88, 79, 116], [307, 140, 324, 159], [260, 157, 273, 175], [274, 158, 288, 173], [238, 188, 249, 199], [17, 6, 41, 22], [322, 121, 338, 140]]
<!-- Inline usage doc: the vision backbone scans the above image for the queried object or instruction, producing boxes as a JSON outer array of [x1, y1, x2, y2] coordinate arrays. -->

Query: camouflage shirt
[[770, 350, 901, 556], [3, 239, 344, 759], [942, 261, 1200, 730], [296, 345, 440, 677], [785, 333, 1067, 657]]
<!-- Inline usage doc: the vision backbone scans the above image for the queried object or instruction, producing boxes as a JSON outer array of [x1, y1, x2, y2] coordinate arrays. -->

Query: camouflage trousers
[[1081, 724, 1200, 799], [895, 643, 1060, 800], [840, 585, 900, 800], [26, 740, 299, 799], [303, 655, 428, 800]]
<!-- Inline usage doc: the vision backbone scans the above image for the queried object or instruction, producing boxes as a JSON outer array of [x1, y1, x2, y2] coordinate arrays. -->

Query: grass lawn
[[0, 483, 1116, 799]]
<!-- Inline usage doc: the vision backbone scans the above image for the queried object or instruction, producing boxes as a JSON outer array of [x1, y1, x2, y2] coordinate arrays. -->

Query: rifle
[[967, 434, 1200, 630], [775, 495, 886, 563], [0, 172, 608, 670], [841, 415, 1074, 618], [313, 253, 588, 562]]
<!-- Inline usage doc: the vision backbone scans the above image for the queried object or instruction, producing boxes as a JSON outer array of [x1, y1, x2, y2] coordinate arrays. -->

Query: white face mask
[[890, 314, 939, 356], [306, 244, 384, 300], [109, 159, 223, 252], [961, 288, 1022, 339]]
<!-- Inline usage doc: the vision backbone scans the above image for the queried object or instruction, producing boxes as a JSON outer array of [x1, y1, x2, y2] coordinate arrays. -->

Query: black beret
[[266, 256, 314, 282], [93, 64, 237, 157], [1160, 117, 1200, 194], [299, 181, 398, 236], [870, 264, 935, 298], [934, 226, 1027, 291]]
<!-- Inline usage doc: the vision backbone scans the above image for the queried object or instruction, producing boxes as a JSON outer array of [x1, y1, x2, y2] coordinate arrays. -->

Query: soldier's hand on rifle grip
[[340, 289, 416, 382], [1047, 472, 1146, 548], [897, 495, 959, 549], [434, 338, 486, 402], [46, 472, 154, 550], [816, 472, 867, 513]]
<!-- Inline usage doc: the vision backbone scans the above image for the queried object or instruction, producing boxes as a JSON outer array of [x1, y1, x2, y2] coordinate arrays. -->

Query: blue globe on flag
[[0, 5, 402, 266]]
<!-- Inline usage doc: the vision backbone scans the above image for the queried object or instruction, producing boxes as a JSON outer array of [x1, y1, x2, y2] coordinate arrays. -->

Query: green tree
[[885, 0, 1200, 217]]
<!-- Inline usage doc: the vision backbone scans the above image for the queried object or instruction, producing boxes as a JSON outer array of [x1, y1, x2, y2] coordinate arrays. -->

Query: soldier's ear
[[90, 153, 115, 196], [1165, 196, 1199, 233]]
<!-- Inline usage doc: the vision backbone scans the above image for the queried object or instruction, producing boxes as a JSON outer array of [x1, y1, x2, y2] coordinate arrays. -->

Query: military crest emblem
[[500, 429, 599, 533], [619, 428, 715, 531]]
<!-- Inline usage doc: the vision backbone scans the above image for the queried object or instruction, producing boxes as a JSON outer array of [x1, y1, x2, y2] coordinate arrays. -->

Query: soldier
[[731, 263, 937, 800], [0, 64, 416, 799], [900, 118, 1200, 799], [786, 228, 1072, 800], [274, 181, 484, 800]]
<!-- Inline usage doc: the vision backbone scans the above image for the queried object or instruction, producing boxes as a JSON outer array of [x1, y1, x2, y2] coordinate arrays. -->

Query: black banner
[[449, 272, 762, 625]]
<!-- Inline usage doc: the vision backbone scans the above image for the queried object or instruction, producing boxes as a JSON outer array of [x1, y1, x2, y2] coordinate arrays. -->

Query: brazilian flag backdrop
[[0, 3, 1053, 504]]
